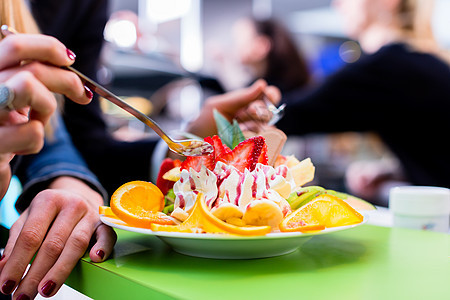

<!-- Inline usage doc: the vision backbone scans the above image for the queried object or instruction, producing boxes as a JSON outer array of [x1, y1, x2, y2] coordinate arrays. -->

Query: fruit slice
[[219, 136, 266, 172], [286, 186, 325, 210], [344, 195, 376, 211], [162, 167, 181, 182], [110, 181, 173, 228], [180, 138, 215, 172], [289, 157, 315, 187], [99, 206, 116, 218], [211, 203, 243, 221], [280, 194, 364, 232], [151, 194, 272, 236], [242, 199, 284, 228], [325, 190, 376, 211], [180, 154, 215, 172], [157, 158, 179, 195], [257, 142, 268, 165], [279, 222, 325, 233], [205, 135, 231, 158]]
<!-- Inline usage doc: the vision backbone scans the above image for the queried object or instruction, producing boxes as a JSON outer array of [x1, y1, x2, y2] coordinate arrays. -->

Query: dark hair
[[252, 17, 310, 93]]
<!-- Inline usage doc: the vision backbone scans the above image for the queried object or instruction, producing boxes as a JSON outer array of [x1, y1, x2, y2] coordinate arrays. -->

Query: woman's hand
[[187, 79, 281, 138], [0, 33, 94, 197], [0, 176, 117, 299]]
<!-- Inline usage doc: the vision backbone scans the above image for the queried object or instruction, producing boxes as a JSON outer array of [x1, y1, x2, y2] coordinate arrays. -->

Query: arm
[[277, 58, 388, 135], [1, 114, 116, 299], [186, 79, 281, 138]]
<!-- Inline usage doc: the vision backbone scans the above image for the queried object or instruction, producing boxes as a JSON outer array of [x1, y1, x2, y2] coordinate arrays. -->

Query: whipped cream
[[172, 161, 295, 218], [173, 166, 218, 212]]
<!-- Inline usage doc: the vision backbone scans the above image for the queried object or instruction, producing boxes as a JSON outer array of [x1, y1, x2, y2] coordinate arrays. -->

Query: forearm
[[186, 101, 217, 138]]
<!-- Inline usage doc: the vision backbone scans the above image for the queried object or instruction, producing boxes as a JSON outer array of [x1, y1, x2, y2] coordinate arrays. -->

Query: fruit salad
[[102, 113, 369, 236], [150, 134, 366, 235]]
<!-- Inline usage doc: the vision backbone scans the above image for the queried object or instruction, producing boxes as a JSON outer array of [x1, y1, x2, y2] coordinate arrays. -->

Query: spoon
[[1, 25, 213, 157]]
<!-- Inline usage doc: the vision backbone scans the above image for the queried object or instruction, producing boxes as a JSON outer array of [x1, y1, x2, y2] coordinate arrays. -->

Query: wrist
[[49, 176, 104, 207]]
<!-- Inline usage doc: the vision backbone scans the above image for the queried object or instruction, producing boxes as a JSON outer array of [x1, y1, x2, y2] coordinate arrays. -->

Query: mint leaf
[[232, 119, 245, 148], [214, 109, 233, 148], [213, 110, 245, 149]]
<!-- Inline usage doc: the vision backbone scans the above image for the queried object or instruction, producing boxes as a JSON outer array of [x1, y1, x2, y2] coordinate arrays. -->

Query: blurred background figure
[[274, 0, 450, 205], [209, 17, 311, 94], [334, 0, 450, 203]]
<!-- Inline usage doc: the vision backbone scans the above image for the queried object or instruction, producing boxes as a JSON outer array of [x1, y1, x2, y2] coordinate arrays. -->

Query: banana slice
[[226, 217, 246, 227], [243, 199, 283, 228], [211, 203, 243, 221]]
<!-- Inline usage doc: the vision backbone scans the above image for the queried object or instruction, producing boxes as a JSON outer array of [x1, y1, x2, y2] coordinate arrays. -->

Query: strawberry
[[180, 135, 267, 173], [205, 135, 231, 159], [220, 136, 266, 172], [258, 142, 268, 165], [173, 159, 182, 167], [205, 135, 232, 166], [156, 158, 177, 195], [180, 140, 215, 172]]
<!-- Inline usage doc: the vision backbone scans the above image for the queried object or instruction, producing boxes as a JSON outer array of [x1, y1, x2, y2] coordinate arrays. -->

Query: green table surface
[[67, 225, 450, 300]]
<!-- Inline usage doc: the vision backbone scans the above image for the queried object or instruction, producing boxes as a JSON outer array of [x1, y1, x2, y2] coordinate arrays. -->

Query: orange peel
[[280, 194, 363, 232], [151, 194, 272, 236], [110, 181, 173, 228]]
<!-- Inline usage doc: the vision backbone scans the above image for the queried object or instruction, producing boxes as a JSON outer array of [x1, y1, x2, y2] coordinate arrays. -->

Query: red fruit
[[205, 135, 231, 159], [180, 140, 215, 172], [173, 159, 182, 167], [220, 136, 266, 172], [258, 142, 268, 165], [156, 158, 176, 195]]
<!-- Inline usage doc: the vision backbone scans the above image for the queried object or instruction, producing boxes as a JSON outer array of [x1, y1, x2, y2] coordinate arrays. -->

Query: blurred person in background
[[231, 17, 311, 94], [0, 0, 116, 298], [189, 0, 450, 206], [209, 17, 311, 95]]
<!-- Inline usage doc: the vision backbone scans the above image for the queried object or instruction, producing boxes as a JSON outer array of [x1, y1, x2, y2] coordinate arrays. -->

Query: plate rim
[[100, 214, 367, 240]]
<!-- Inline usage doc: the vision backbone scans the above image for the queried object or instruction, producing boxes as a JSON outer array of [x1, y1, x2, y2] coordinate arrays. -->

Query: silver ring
[[0, 84, 15, 110]]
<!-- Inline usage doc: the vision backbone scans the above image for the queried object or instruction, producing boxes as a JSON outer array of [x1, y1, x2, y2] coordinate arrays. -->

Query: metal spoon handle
[[67, 66, 173, 145]]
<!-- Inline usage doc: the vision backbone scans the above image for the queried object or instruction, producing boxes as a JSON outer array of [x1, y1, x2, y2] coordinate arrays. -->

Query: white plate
[[101, 215, 366, 259]]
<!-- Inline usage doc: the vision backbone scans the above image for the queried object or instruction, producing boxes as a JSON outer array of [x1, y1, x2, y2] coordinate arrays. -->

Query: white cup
[[389, 186, 450, 233]]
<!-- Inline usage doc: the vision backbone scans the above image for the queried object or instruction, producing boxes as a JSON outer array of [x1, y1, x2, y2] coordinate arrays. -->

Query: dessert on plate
[[102, 113, 369, 236]]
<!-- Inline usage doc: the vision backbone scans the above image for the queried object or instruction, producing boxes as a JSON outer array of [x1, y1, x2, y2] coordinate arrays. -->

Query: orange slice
[[99, 206, 116, 218], [110, 181, 173, 228], [151, 194, 272, 236], [280, 194, 363, 232]]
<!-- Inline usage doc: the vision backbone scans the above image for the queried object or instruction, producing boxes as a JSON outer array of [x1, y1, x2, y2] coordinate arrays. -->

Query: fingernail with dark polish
[[96, 249, 105, 260], [16, 293, 31, 300], [66, 48, 76, 60], [1, 280, 16, 294], [84, 86, 93, 100], [0, 254, 5, 261], [41, 280, 56, 297]]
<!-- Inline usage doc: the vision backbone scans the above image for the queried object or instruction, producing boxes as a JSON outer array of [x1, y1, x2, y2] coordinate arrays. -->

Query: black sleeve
[[277, 58, 392, 135]]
